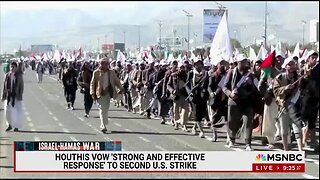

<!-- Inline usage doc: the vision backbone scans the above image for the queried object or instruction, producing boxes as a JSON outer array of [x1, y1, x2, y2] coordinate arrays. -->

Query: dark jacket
[[78, 69, 93, 91], [186, 70, 209, 104], [62, 68, 78, 92], [1, 72, 24, 105], [167, 71, 188, 99], [208, 70, 227, 108], [223, 67, 257, 106]]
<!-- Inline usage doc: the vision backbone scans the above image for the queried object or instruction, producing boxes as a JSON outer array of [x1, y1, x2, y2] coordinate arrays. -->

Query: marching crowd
[[1, 50, 319, 152]]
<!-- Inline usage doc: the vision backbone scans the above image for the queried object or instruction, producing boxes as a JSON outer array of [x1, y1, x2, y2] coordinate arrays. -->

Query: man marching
[[207, 60, 228, 142], [2, 62, 24, 132], [90, 58, 123, 134], [273, 57, 304, 151], [167, 63, 190, 131], [186, 59, 209, 138], [223, 54, 257, 151]]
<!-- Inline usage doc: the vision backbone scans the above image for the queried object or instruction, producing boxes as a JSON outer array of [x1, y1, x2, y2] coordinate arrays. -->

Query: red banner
[[252, 163, 305, 173]]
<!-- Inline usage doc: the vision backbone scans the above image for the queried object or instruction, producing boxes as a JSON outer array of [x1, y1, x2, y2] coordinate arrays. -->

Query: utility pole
[[173, 29, 177, 51], [158, 21, 163, 55], [233, 30, 237, 49], [264, 1, 268, 49], [301, 20, 307, 46], [123, 30, 126, 44], [138, 25, 141, 52], [19, 44, 22, 61], [97, 37, 100, 51], [183, 10, 193, 52], [105, 35, 108, 43]]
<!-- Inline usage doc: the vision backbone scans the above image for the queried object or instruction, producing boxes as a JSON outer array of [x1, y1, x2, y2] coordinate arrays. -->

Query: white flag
[[257, 45, 268, 60], [61, 50, 66, 59], [233, 48, 240, 57], [292, 42, 300, 58], [271, 45, 276, 53], [53, 50, 61, 61], [167, 53, 174, 63], [190, 51, 196, 60], [209, 11, 233, 65], [96, 54, 100, 62], [275, 41, 284, 55], [177, 54, 183, 63], [299, 49, 308, 63], [249, 47, 257, 61], [117, 50, 126, 63]]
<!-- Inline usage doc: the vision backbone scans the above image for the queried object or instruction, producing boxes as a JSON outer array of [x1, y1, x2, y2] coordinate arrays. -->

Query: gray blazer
[[1, 72, 24, 101]]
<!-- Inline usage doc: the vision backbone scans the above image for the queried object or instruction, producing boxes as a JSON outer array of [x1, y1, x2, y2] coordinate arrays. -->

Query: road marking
[[70, 137, 78, 141], [155, 145, 168, 151], [205, 136, 213, 141], [62, 128, 70, 133], [114, 123, 122, 127], [48, 111, 53, 115], [78, 117, 85, 122], [28, 122, 34, 127], [27, 117, 32, 122], [58, 122, 63, 127], [139, 136, 150, 143], [53, 116, 59, 121], [104, 137, 113, 141], [49, 76, 58, 81], [55, 95, 60, 98], [125, 129, 132, 132], [94, 128, 102, 133], [302, 174, 319, 179], [305, 158, 319, 165], [128, 117, 203, 151], [224, 145, 243, 152], [86, 123, 93, 127], [25, 112, 29, 116], [34, 137, 40, 141], [304, 147, 316, 151], [30, 128, 36, 131]]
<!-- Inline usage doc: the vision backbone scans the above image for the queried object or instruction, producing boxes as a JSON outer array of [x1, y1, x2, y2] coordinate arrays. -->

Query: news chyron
[[14, 141, 305, 173]]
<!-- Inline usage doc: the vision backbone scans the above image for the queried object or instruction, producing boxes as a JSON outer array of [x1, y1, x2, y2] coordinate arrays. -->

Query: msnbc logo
[[256, 154, 267, 162]]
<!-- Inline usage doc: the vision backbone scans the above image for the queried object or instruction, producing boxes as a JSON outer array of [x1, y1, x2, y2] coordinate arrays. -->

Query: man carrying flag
[[258, 50, 285, 148]]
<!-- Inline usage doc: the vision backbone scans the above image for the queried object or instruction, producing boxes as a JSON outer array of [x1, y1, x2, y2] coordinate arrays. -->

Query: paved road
[[0, 67, 318, 179]]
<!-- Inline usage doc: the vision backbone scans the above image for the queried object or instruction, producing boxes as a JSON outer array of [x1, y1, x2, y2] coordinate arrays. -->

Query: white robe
[[262, 99, 279, 142], [4, 100, 23, 129]]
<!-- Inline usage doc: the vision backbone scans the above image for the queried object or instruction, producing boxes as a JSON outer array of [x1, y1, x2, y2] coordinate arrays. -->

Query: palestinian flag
[[150, 51, 157, 59], [150, 47, 157, 59], [260, 50, 276, 79]]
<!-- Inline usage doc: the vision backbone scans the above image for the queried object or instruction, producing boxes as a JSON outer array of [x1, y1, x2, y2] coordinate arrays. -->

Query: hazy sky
[[0, 1, 319, 53]]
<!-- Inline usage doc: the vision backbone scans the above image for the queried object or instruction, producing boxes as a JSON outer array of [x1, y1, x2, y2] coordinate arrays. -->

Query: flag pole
[[264, 1, 268, 50]]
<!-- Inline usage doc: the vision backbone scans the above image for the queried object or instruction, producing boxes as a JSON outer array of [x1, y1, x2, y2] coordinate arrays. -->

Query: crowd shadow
[[0, 137, 10, 139], [109, 109, 127, 112], [111, 130, 193, 136], [0, 165, 13, 169], [92, 116, 148, 120], [0, 143, 12, 146], [16, 130, 96, 136]]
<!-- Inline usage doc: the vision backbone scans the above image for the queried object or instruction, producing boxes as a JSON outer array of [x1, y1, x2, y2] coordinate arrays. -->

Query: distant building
[[101, 44, 114, 53], [309, 19, 319, 43], [30, 44, 55, 53]]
